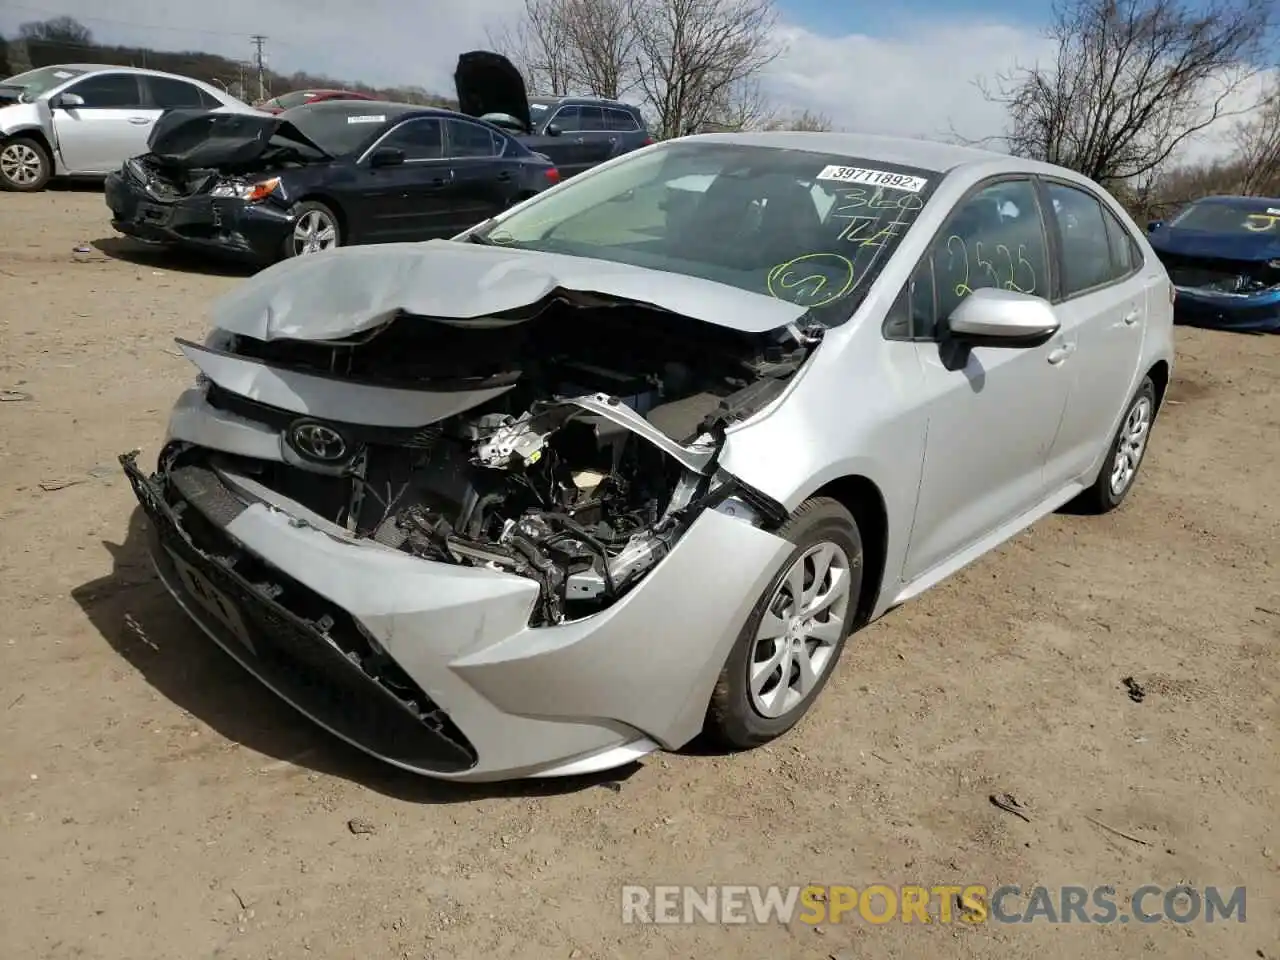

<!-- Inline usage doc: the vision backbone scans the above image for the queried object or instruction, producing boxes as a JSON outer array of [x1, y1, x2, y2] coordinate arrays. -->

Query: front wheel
[[1074, 376, 1158, 514], [706, 497, 863, 749], [0, 136, 52, 192], [282, 200, 341, 259]]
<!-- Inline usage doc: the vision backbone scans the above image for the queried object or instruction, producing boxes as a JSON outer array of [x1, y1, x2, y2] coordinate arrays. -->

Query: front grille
[[1167, 264, 1239, 288], [121, 451, 478, 773]]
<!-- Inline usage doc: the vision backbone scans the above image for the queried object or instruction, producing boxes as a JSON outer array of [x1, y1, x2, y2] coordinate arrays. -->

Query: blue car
[[1146, 196, 1280, 333]]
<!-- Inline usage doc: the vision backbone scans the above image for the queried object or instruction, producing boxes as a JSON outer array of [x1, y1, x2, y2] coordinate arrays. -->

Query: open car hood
[[146, 109, 332, 169], [209, 239, 809, 341], [454, 50, 532, 134]]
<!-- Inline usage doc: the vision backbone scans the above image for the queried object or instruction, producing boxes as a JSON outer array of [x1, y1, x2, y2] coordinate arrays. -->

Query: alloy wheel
[[0, 143, 43, 186], [748, 541, 852, 719], [1110, 395, 1152, 496], [291, 210, 338, 256]]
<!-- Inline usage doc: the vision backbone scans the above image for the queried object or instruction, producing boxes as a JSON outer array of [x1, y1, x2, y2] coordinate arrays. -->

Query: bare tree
[[486, 0, 576, 96], [1234, 82, 1280, 194], [764, 108, 834, 131], [628, 0, 781, 139], [18, 16, 92, 45], [974, 0, 1273, 186], [560, 0, 638, 99]]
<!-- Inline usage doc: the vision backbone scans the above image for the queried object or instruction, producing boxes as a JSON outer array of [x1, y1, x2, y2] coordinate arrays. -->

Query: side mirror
[[946, 287, 1060, 347], [1146, 220, 1164, 233], [545, 123, 562, 137], [369, 146, 406, 168], [51, 92, 84, 109]]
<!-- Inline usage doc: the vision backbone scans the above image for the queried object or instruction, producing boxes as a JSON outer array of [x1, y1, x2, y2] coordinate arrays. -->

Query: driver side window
[[378, 118, 443, 161], [66, 73, 145, 109], [911, 179, 1050, 339]]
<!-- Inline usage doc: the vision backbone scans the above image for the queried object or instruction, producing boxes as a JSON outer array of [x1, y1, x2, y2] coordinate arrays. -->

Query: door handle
[[574, 137, 585, 144], [608, 136, 618, 143], [1122, 309, 1140, 326], [496, 171, 511, 181], [430, 177, 447, 187], [1047, 343, 1076, 365], [128, 117, 151, 125]]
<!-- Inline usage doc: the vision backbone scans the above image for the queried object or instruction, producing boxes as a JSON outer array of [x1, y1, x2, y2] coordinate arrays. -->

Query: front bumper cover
[[120, 449, 792, 781], [104, 171, 293, 263]]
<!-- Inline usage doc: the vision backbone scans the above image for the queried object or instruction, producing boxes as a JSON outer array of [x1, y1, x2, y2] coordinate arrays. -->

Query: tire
[[1073, 376, 1158, 514], [706, 497, 863, 749], [281, 200, 341, 260], [0, 136, 52, 192]]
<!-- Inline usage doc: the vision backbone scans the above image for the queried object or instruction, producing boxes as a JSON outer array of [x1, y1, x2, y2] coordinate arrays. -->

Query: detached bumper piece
[[119, 450, 478, 774]]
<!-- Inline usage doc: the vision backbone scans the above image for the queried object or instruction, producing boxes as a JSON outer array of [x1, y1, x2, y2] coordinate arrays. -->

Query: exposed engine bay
[[175, 296, 814, 625]]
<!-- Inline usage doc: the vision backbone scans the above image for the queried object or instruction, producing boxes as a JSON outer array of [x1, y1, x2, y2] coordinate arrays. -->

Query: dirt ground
[[1, 187, 1277, 960]]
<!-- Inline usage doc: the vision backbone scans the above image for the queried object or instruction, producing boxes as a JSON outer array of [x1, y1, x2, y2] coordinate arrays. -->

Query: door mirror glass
[[52, 92, 84, 108], [545, 123, 562, 137], [369, 146, 406, 167], [946, 287, 1060, 347]]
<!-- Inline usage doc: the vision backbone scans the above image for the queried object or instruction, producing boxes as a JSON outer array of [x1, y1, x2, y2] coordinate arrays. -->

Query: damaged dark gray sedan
[[122, 133, 1174, 780]]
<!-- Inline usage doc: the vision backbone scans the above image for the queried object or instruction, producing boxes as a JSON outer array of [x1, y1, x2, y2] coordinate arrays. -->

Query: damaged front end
[[133, 289, 813, 629]]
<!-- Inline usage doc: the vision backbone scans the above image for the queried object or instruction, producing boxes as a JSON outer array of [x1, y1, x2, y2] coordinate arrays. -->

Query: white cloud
[[765, 21, 1056, 144], [1, 3, 1270, 166]]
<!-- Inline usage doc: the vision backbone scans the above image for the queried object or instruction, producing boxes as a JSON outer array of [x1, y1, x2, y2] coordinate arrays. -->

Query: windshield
[[280, 102, 413, 156], [1171, 200, 1280, 235], [474, 141, 940, 323], [1, 65, 88, 100]]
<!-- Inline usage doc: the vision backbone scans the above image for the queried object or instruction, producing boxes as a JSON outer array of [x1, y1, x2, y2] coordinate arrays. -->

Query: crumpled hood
[[455, 51, 532, 135], [1150, 226, 1280, 263], [209, 239, 808, 341], [147, 108, 331, 169]]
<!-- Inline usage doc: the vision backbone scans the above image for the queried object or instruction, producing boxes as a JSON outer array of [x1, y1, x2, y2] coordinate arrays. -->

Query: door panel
[[902, 178, 1073, 581], [1040, 182, 1145, 486], [573, 106, 615, 169], [53, 73, 157, 174], [358, 118, 456, 241], [443, 119, 516, 232]]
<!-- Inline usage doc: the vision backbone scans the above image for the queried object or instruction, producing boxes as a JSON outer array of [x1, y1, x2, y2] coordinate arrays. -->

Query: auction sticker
[[816, 165, 928, 193], [346, 114, 386, 124]]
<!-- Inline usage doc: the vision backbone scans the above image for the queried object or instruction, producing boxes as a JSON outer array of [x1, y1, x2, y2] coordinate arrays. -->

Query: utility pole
[[250, 35, 268, 102]]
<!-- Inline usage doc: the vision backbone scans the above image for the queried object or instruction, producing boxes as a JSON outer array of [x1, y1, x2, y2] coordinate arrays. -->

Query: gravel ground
[[1, 187, 1277, 960]]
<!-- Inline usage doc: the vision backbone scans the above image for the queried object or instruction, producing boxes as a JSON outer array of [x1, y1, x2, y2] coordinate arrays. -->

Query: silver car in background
[[119, 132, 1175, 782], [0, 63, 261, 191]]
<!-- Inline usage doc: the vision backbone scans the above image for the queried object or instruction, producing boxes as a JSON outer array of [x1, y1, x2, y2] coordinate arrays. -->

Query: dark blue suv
[[455, 51, 654, 178]]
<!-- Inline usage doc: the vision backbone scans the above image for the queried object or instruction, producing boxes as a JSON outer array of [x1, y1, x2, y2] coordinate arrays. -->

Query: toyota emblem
[[287, 420, 347, 462]]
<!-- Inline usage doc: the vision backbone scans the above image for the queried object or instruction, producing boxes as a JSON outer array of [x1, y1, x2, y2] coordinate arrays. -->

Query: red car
[[256, 89, 379, 114]]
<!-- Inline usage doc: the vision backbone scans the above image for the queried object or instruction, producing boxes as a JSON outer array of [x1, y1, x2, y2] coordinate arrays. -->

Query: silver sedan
[[0, 63, 260, 191], [119, 131, 1174, 781]]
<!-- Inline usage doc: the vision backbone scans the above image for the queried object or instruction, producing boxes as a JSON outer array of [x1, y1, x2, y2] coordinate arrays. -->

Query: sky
[[0, 0, 1270, 156]]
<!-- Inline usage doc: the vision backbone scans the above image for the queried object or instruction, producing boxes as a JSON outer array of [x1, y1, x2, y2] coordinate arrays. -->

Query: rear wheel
[[1073, 376, 1157, 514], [706, 497, 862, 749], [0, 136, 52, 192], [282, 200, 341, 259]]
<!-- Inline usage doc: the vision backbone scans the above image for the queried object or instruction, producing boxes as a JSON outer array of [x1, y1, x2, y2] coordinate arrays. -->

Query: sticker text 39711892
[[816, 165, 928, 194]]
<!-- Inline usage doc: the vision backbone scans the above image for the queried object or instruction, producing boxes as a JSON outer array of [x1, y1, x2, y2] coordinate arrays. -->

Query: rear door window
[[605, 108, 639, 131], [1046, 182, 1120, 295], [577, 106, 606, 130], [146, 76, 207, 109], [446, 119, 500, 157]]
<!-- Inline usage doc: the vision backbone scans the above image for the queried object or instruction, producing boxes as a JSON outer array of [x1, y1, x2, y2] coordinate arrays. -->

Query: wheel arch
[[2, 127, 55, 165], [1146, 358, 1170, 412], [805, 474, 889, 627]]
